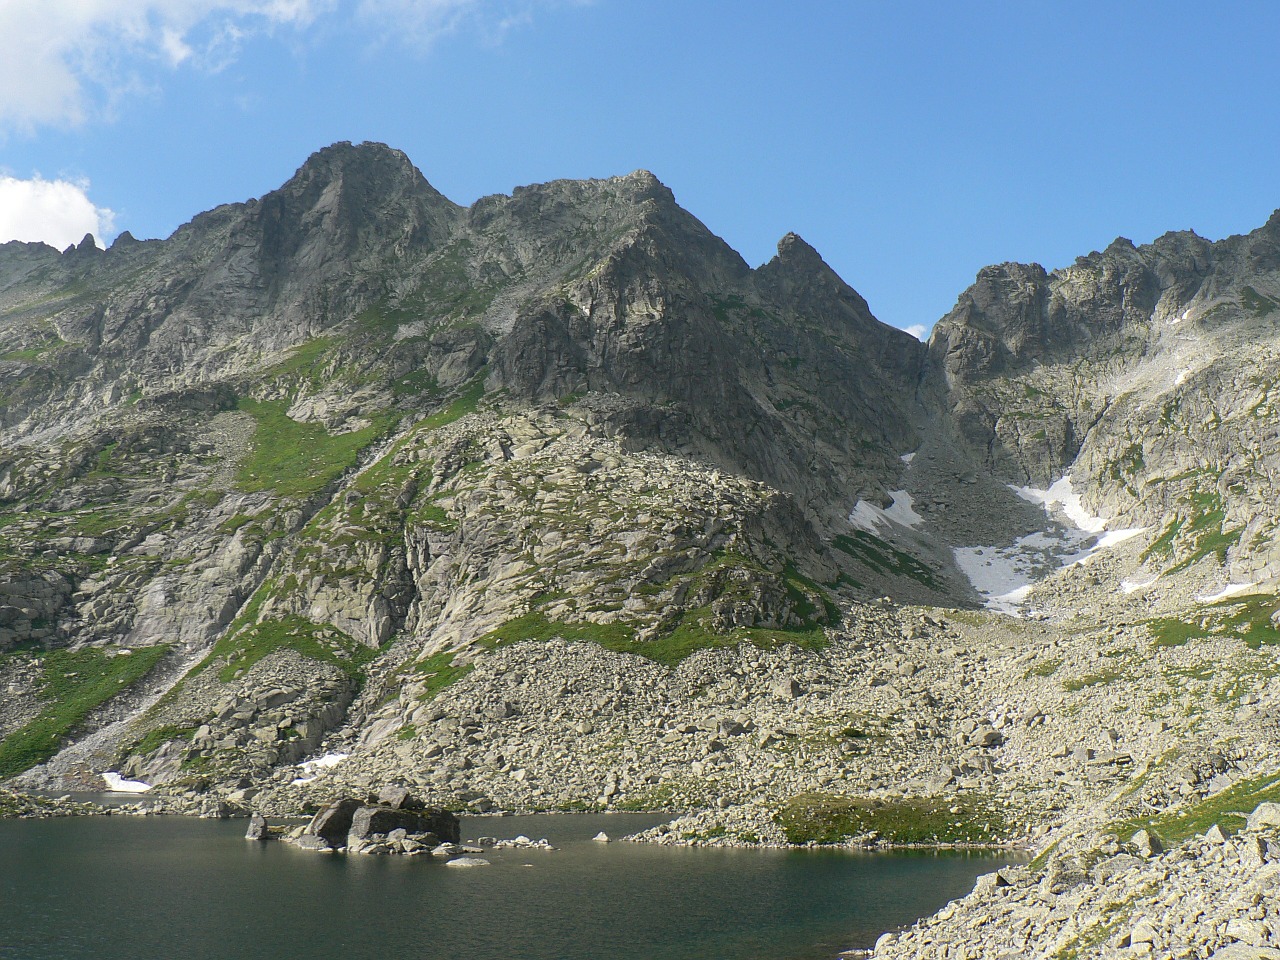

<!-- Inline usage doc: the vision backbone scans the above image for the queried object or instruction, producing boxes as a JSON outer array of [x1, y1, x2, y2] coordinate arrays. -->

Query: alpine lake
[[0, 809, 1015, 960]]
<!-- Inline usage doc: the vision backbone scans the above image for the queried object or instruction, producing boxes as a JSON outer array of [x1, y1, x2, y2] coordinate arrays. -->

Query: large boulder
[[306, 798, 364, 847], [244, 813, 269, 842], [348, 804, 460, 844]]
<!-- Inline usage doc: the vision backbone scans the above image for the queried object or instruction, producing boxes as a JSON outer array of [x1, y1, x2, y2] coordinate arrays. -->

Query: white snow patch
[[900, 451, 917, 464], [849, 490, 923, 532], [883, 490, 923, 528], [1093, 528, 1146, 550], [291, 752, 348, 785], [1196, 583, 1256, 603], [953, 530, 1091, 616], [1013, 476, 1108, 533], [1121, 576, 1159, 595], [849, 501, 888, 533], [102, 772, 151, 793], [300, 752, 347, 771], [1175, 367, 1192, 387], [957, 478, 1146, 615]]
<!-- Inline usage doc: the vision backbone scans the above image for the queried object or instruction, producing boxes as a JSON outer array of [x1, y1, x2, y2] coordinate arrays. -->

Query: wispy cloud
[[355, 0, 587, 48], [0, 1, 328, 133], [0, 176, 115, 249], [903, 324, 927, 341], [0, 1, 587, 134]]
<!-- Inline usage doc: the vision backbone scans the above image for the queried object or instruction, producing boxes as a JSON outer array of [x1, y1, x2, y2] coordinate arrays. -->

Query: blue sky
[[2, 1, 1280, 337]]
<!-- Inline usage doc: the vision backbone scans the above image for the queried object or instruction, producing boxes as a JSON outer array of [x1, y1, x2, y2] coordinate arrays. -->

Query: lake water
[[0, 813, 1011, 960]]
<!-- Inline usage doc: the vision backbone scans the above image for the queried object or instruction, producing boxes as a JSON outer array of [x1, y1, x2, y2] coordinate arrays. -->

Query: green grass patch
[[1107, 770, 1280, 845], [0, 646, 170, 780], [411, 649, 476, 699], [415, 377, 485, 432], [118, 724, 196, 763], [235, 398, 394, 500], [0, 334, 65, 363], [832, 531, 941, 591], [775, 792, 1009, 845], [217, 513, 258, 536], [1148, 594, 1280, 650], [1241, 286, 1279, 317], [1027, 657, 1062, 678], [1062, 667, 1121, 692], [203, 616, 376, 682], [391, 369, 441, 399], [265, 337, 334, 383], [476, 609, 829, 670], [1141, 516, 1185, 560]]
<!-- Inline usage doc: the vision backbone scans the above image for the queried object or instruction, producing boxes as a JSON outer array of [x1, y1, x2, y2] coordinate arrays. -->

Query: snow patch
[[291, 752, 348, 786], [957, 477, 1146, 615], [883, 490, 923, 528], [1175, 367, 1192, 387], [1013, 476, 1108, 533], [102, 772, 151, 793], [954, 530, 1093, 616], [1121, 576, 1159, 595], [849, 490, 923, 532], [849, 501, 887, 533], [900, 451, 917, 464], [1196, 583, 1255, 603]]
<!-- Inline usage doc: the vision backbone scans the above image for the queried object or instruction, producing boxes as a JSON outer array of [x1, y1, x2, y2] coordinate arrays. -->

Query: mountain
[[0, 141, 940, 793], [4, 141, 1280, 957]]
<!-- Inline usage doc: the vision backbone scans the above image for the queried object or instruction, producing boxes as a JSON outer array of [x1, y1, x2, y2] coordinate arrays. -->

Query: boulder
[[376, 784, 425, 811], [307, 798, 364, 847], [772, 677, 801, 700], [1131, 828, 1164, 857], [295, 834, 334, 852], [1247, 801, 1280, 831], [348, 804, 460, 843], [244, 813, 269, 842]]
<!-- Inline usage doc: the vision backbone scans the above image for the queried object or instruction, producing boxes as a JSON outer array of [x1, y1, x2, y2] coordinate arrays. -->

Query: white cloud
[[0, 0, 585, 133], [904, 324, 927, 341], [0, 177, 116, 249], [0, 1, 327, 133], [356, 0, 587, 47]]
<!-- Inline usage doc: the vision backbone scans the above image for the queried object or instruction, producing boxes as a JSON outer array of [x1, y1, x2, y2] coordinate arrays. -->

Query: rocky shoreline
[[11, 577, 1280, 957]]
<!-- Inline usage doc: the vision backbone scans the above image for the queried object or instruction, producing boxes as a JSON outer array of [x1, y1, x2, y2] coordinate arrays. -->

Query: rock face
[[7, 140, 1280, 955]]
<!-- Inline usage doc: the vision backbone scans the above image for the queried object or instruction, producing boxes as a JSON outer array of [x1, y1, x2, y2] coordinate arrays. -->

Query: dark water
[[0, 813, 1011, 960]]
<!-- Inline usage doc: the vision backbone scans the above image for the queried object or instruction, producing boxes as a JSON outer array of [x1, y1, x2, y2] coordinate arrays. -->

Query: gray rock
[[348, 804, 460, 843], [1246, 801, 1280, 831], [1131, 828, 1163, 857], [244, 812, 268, 841], [306, 798, 363, 847]]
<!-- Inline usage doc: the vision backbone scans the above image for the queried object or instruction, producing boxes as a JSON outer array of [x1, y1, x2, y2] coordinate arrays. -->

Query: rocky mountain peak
[[771, 231, 826, 268], [753, 231, 921, 373], [248, 140, 462, 264]]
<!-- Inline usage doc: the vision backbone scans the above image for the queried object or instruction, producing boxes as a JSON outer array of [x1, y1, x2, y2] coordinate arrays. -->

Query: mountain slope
[[0, 142, 942, 793]]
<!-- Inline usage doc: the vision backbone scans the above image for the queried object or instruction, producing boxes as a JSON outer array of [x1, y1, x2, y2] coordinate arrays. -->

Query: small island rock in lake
[[288, 788, 460, 855]]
